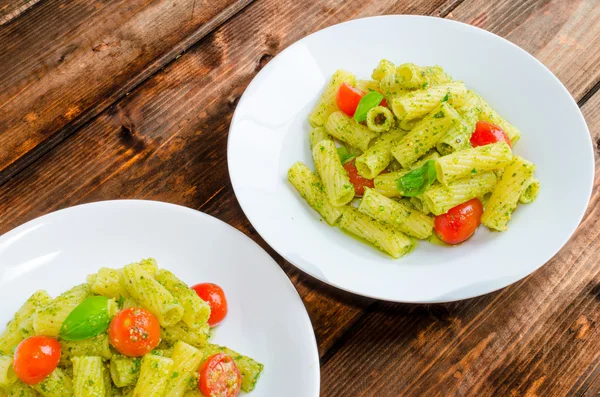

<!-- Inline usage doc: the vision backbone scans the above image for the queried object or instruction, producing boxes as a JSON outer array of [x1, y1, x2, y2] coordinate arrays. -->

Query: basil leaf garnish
[[60, 296, 111, 341], [354, 91, 384, 122], [396, 160, 437, 197], [337, 146, 356, 165]]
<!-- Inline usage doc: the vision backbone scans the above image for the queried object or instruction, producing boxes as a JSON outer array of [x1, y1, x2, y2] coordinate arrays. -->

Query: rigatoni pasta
[[2, 259, 263, 395], [290, 60, 538, 256], [482, 156, 536, 231]]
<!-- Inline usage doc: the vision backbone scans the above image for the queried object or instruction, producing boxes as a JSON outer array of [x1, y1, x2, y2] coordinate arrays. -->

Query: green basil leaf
[[337, 146, 356, 165], [354, 91, 384, 122], [396, 160, 437, 197], [441, 92, 450, 102], [60, 296, 110, 341]]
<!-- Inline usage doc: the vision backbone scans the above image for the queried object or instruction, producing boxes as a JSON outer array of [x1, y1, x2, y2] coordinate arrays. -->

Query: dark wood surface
[[1, 0, 598, 395]]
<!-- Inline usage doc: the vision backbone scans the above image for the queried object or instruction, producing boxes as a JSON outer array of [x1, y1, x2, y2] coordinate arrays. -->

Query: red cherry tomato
[[192, 283, 228, 327], [434, 198, 483, 245], [108, 308, 161, 357], [198, 353, 242, 397], [470, 121, 511, 148], [343, 160, 374, 197], [336, 83, 365, 117], [13, 336, 61, 385], [380, 98, 388, 107]]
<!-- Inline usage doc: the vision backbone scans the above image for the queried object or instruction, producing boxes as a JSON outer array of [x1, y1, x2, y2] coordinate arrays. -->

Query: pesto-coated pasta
[[482, 156, 535, 231], [475, 93, 521, 145], [436, 116, 474, 155], [435, 142, 513, 186], [33, 284, 89, 338], [293, 61, 539, 256], [312, 140, 355, 207], [0, 356, 16, 388], [355, 79, 380, 93], [122, 264, 184, 327], [325, 111, 380, 151], [374, 170, 408, 198], [355, 130, 405, 179], [109, 356, 141, 388], [424, 172, 497, 216], [8, 381, 40, 397], [520, 177, 540, 204], [359, 188, 433, 239], [308, 69, 356, 127], [163, 342, 204, 397], [161, 322, 210, 348], [287, 162, 344, 225], [390, 81, 467, 122], [371, 59, 396, 81], [72, 356, 105, 397], [391, 102, 461, 168], [32, 367, 73, 397], [155, 269, 211, 329], [132, 355, 173, 397], [88, 268, 129, 299], [394, 63, 452, 90], [0, 290, 51, 354], [204, 344, 264, 393], [309, 126, 332, 149], [338, 207, 412, 258], [366, 106, 395, 133], [60, 334, 113, 366]]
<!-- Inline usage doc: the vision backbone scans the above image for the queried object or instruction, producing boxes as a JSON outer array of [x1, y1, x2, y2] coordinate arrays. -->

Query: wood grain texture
[[0, 0, 249, 184], [0, 0, 448, 356], [0, 0, 42, 25], [0, 0, 599, 395]]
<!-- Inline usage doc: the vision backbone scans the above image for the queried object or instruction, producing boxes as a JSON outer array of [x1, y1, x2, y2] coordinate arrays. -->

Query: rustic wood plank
[[0, 0, 449, 356], [0, 0, 41, 25], [0, 0, 250, 184]]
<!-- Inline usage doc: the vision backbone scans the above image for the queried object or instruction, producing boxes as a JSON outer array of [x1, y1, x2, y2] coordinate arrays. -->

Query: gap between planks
[[0, 0, 255, 187]]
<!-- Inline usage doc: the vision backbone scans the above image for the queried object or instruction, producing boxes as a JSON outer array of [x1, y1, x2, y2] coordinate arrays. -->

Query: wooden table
[[1, 0, 599, 395]]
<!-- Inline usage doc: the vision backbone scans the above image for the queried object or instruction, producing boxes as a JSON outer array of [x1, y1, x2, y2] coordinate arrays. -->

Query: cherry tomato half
[[108, 307, 161, 357], [343, 160, 374, 197], [192, 283, 228, 327], [434, 198, 483, 245], [198, 353, 242, 397], [380, 98, 388, 107], [13, 336, 61, 385], [470, 121, 511, 148], [336, 83, 365, 117]]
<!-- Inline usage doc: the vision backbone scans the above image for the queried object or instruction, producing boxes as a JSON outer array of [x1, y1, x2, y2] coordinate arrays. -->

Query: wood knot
[[118, 107, 146, 152], [257, 54, 273, 71], [570, 314, 593, 340], [228, 95, 240, 110], [595, 137, 600, 156]]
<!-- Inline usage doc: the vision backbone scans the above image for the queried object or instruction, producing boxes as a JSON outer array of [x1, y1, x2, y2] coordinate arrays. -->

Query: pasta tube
[[424, 172, 497, 215], [359, 188, 433, 239], [287, 162, 344, 225], [435, 142, 513, 186], [482, 156, 535, 231], [391, 102, 460, 168], [338, 207, 412, 258], [309, 70, 356, 127], [312, 140, 355, 206], [325, 111, 380, 151]]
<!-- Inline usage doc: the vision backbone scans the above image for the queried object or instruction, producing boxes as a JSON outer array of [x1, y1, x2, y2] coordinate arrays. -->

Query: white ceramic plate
[[0, 201, 320, 396], [228, 15, 594, 303]]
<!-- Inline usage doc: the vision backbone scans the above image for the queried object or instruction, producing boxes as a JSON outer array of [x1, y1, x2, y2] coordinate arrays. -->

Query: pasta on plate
[[0, 258, 263, 397], [290, 60, 539, 257]]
